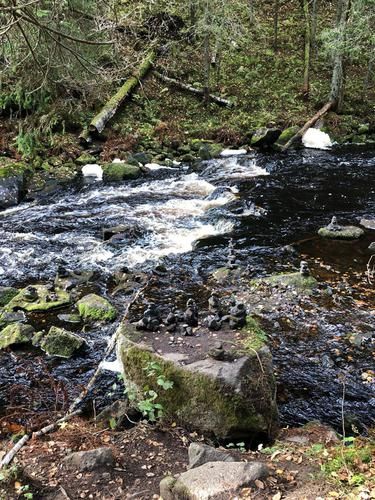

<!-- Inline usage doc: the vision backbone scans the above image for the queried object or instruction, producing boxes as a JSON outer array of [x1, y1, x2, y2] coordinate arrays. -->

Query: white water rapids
[[0, 157, 269, 284]]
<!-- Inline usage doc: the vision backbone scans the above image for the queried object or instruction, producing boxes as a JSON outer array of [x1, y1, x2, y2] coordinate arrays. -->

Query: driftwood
[[154, 71, 233, 107], [282, 100, 334, 151], [0, 283, 147, 470], [87, 51, 156, 136]]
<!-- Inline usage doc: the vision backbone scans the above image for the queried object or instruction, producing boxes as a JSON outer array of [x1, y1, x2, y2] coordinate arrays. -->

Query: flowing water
[[0, 147, 374, 432]]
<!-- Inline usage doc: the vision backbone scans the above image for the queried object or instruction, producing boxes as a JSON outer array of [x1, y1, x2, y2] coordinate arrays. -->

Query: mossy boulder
[[117, 323, 278, 440], [102, 163, 141, 182], [0, 323, 35, 349], [0, 287, 19, 307], [77, 294, 117, 322], [275, 126, 299, 146], [5, 285, 70, 312], [36, 326, 84, 358], [75, 152, 97, 165], [127, 152, 152, 165], [318, 225, 364, 240], [251, 127, 281, 147], [257, 272, 318, 293], [197, 143, 223, 160], [0, 162, 31, 209]]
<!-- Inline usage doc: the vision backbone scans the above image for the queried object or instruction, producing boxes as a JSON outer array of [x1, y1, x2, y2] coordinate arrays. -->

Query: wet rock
[[318, 217, 364, 240], [0, 286, 19, 307], [184, 299, 198, 327], [57, 313, 82, 324], [36, 326, 85, 358], [102, 163, 141, 181], [188, 443, 236, 469], [360, 218, 375, 230], [75, 152, 97, 165], [0, 323, 35, 349], [0, 174, 24, 209], [5, 285, 71, 312], [77, 294, 117, 322], [0, 310, 27, 326], [197, 143, 223, 160], [63, 447, 115, 471], [368, 242, 375, 251], [160, 461, 269, 499], [251, 127, 281, 148]]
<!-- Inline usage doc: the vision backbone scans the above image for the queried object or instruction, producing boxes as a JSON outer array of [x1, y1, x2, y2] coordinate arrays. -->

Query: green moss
[[102, 163, 141, 181], [75, 152, 97, 165], [0, 323, 35, 349], [5, 285, 70, 312], [261, 272, 318, 292], [318, 226, 364, 240], [0, 287, 19, 307], [0, 162, 31, 179], [118, 331, 277, 439], [77, 293, 117, 322], [275, 126, 299, 146], [38, 326, 84, 358], [241, 316, 267, 352]]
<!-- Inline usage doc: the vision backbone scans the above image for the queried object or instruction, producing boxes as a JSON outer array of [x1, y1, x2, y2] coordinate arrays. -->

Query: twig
[[0, 283, 147, 470]]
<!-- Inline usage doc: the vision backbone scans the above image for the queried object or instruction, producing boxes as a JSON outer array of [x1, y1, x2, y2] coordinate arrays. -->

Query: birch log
[[88, 51, 156, 135]]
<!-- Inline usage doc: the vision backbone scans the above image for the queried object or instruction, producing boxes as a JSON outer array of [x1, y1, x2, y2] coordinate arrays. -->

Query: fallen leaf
[[272, 492, 282, 500]]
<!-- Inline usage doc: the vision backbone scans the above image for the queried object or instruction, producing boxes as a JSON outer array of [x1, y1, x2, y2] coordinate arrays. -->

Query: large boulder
[[63, 447, 115, 471], [0, 323, 35, 349], [160, 461, 269, 500], [251, 127, 281, 147], [0, 162, 30, 209], [77, 293, 117, 322], [275, 126, 299, 147], [102, 163, 141, 182], [5, 285, 70, 312], [116, 320, 278, 440], [35, 326, 84, 358]]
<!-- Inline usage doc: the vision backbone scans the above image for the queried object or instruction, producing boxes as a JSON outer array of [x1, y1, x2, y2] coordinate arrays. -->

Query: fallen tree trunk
[[154, 70, 233, 107], [282, 100, 334, 151], [88, 51, 156, 136]]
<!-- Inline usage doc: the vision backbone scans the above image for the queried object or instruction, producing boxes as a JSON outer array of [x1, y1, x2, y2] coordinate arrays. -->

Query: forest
[[0, 1, 374, 499]]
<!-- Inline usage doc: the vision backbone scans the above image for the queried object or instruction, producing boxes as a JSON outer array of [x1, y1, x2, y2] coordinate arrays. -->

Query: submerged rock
[[102, 163, 141, 181], [5, 285, 70, 312], [37, 326, 84, 358], [77, 293, 117, 322], [0, 323, 35, 349], [160, 461, 269, 500]]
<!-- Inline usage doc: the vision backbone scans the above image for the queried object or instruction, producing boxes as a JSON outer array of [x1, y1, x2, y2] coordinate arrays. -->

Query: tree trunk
[[154, 71, 233, 107], [87, 51, 156, 136], [302, 0, 311, 97], [203, 33, 211, 102], [330, 0, 350, 112], [273, 0, 280, 52], [311, 0, 318, 54], [249, 0, 254, 25]]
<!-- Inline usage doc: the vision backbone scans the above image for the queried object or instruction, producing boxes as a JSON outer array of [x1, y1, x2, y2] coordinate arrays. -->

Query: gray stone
[[360, 218, 375, 230], [63, 447, 115, 471], [0, 175, 24, 209], [188, 443, 235, 469], [160, 461, 269, 500]]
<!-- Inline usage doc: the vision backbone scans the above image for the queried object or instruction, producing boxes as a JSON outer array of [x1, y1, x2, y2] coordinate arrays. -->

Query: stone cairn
[[227, 239, 237, 269], [326, 216, 341, 232], [228, 300, 247, 329], [136, 302, 161, 331], [207, 292, 222, 331], [299, 260, 310, 277]]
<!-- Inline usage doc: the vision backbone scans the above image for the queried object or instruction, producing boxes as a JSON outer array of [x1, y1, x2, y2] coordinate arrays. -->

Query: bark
[[330, 0, 350, 112], [88, 51, 156, 136], [154, 71, 233, 107], [281, 100, 334, 151], [302, 0, 311, 96], [311, 0, 318, 54], [273, 0, 280, 52]]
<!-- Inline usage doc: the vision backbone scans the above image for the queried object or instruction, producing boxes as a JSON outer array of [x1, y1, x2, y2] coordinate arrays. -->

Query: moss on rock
[[37, 326, 84, 358], [256, 272, 318, 293], [275, 126, 299, 146], [117, 324, 278, 439], [102, 163, 141, 181], [241, 316, 267, 352], [75, 152, 97, 165], [0, 287, 19, 307], [77, 293, 117, 322], [5, 285, 70, 312], [0, 323, 35, 349], [318, 226, 364, 240]]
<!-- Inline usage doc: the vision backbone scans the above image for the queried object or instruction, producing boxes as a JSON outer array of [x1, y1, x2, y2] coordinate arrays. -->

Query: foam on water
[[302, 128, 333, 150]]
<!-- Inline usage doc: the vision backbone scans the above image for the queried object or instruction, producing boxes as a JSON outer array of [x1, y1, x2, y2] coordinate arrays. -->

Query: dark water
[[0, 146, 374, 432]]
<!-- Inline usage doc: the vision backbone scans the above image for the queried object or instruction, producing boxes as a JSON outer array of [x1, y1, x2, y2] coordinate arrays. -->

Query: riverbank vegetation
[[0, 0, 374, 161]]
